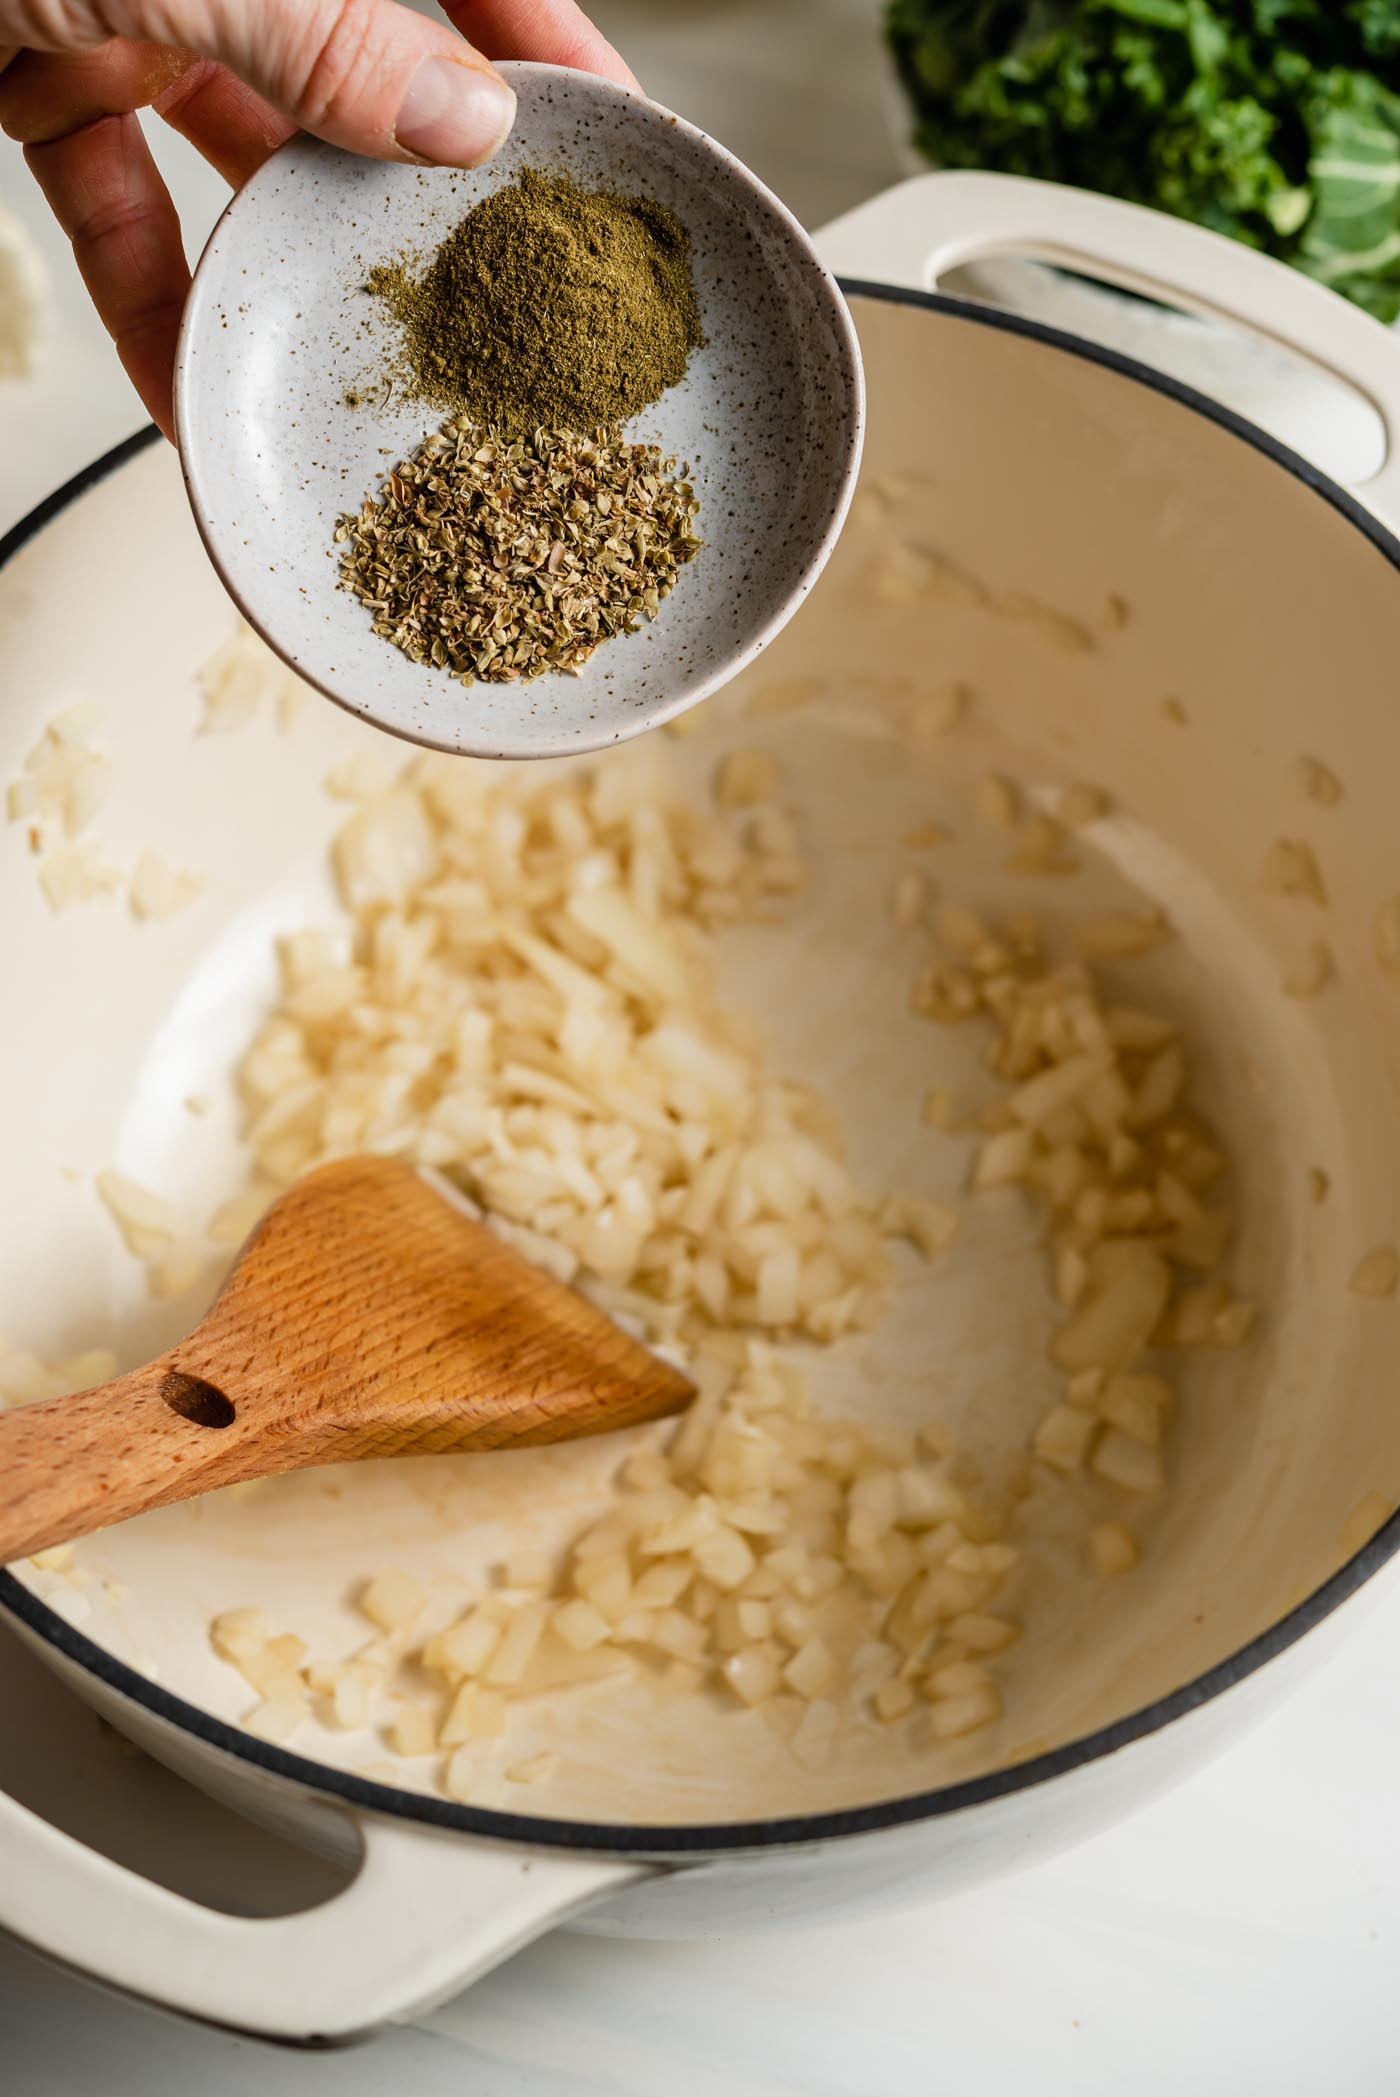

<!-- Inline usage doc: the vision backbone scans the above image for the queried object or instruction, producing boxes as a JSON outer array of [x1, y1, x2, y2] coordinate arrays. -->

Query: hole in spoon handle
[[159, 1370, 236, 1429], [0, 1360, 245, 1563]]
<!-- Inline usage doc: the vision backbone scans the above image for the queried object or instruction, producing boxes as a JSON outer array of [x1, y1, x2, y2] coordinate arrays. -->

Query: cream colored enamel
[[5, 287, 1400, 1829]]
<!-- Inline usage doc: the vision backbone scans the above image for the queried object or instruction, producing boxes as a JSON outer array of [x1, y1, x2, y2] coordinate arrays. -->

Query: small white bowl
[[174, 62, 864, 760]]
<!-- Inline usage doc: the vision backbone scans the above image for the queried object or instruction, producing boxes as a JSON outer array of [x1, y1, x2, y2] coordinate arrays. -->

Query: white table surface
[[3, 6, 1400, 2091]]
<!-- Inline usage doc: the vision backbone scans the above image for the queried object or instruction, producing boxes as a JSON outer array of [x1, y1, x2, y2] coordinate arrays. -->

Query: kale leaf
[[885, 0, 1400, 319]]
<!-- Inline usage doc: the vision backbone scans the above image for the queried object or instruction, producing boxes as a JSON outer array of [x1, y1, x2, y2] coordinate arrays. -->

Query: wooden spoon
[[0, 1156, 693, 1566]]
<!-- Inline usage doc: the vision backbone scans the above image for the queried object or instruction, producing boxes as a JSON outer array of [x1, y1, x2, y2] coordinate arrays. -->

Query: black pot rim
[[4, 281, 1400, 1859]]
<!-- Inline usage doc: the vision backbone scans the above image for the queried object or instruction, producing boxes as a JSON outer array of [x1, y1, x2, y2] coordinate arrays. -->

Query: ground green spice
[[368, 168, 704, 436]]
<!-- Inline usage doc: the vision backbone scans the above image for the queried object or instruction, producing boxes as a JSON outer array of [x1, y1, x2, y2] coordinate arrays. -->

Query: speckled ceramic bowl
[[173, 62, 864, 760]]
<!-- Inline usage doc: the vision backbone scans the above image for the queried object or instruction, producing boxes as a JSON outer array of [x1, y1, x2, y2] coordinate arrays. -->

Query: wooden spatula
[[0, 1156, 693, 1566]]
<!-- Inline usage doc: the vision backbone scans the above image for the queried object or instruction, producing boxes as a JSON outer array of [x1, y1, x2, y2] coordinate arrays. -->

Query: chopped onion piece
[[211, 1607, 267, 1663], [1088, 1521, 1139, 1577], [507, 1752, 559, 1786], [783, 1637, 837, 1699], [390, 1708, 438, 1757], [440, 1683, 506, 1744], [1033, 1405, 1097, 1473], [483, 1605, 547, 1686], [714, 748, 780, 810], [244, 1697, 308, 1744], [1349, 1246, 1398, 1300], [1258, 837, 1327, 907], [928, 1681, 1001, 1740], [873, 1676, 915, 1722], [722, 1644, 781, 1706], [1297, 756, 1342, 809], [1052, 1248, 1170, 1374], [1091, 1430, 1165, 1495], [360, 1569, 425, 1634]]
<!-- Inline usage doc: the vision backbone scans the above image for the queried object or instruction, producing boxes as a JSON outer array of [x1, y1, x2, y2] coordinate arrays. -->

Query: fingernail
[[396, 59, 515, 167]]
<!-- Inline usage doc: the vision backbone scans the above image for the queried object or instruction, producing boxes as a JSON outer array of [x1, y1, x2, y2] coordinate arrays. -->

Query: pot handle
[[817, 171, 1400, 530], [0, 1781, 647, 2042]]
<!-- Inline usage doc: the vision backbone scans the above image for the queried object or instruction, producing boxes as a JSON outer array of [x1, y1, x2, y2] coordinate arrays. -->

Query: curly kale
[[885, 0, 1400, 319]]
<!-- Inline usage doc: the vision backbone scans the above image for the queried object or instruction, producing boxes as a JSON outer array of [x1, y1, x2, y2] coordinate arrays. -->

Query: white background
[[3, 3, 1400, 2091]]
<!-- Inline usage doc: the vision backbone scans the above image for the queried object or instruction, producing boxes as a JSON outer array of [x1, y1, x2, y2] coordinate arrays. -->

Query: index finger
[[0, 43, 291, 188], [25, 113, 190, 438], [153, 59, 293, 187], [444, 0, 638, 89]]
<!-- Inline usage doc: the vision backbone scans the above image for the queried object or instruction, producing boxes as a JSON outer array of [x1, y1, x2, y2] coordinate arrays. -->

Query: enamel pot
[[4, 175, 1400, 2044]]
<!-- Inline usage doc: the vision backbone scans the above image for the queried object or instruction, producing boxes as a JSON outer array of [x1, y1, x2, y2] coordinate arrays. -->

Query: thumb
[[106, 0, 517, 166]]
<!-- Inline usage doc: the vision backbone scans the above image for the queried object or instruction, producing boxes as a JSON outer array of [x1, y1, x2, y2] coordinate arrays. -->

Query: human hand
[[0, 0, 635, 438]]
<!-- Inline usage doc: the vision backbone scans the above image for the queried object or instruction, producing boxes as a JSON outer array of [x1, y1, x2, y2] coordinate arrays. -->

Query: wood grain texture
[[0, 1157, 693, 1565]]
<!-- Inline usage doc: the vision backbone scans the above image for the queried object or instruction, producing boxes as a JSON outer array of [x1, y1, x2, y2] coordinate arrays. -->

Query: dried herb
[[336, 421, 701, 684], [367, 169, 704, 435]]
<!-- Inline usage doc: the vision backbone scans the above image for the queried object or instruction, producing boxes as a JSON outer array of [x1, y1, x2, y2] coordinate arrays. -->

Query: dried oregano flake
[[336, 421, 701, 685]]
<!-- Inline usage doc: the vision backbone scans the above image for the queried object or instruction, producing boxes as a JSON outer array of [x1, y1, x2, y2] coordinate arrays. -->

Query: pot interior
[[3, 291, 1399, 1828]]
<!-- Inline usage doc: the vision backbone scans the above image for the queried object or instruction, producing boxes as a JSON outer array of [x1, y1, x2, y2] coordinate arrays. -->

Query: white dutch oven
[[5, 174, 1400, 2044]]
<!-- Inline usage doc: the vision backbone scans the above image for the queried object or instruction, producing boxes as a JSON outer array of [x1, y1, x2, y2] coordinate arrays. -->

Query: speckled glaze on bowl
[[173, 62, 864, 760]]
